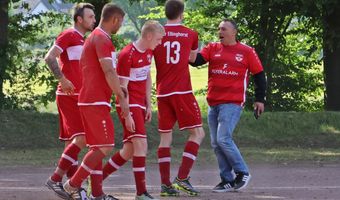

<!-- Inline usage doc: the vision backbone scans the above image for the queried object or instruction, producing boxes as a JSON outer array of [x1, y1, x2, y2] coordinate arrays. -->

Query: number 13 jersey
[[153, 24, 199, 97]]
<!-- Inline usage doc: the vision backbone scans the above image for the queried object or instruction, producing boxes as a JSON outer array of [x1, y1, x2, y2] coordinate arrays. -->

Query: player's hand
[[59, 76, 75, 95], [145, 106, 152, 123], [125, 114, 135, 132], [254, 102, 264, 119]]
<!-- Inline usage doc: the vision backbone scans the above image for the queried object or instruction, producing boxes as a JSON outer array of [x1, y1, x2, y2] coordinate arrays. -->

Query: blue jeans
[[208, 103, 248, 182]]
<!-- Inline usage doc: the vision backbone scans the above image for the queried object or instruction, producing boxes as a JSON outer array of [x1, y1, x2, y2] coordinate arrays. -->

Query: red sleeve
[[117, 47, 132, 78], [191, 31, 199, 51], [95, 35, 115, 60], [200, 43, 212, 62], [55, 31, 72, 52], [248, 48, 264, 74]]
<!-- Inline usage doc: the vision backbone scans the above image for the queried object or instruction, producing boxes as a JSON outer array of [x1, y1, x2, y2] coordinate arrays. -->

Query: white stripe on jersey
[[241, 69, 248, 106], [66, 45, 83, 60], [156, 90, 192, 98], [129, 65, 150, 81]]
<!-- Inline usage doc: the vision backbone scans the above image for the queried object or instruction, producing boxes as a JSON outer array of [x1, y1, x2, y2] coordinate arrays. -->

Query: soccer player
[[44, 3, 95, 199], [153, 0, 205, 196], [63, 3, 129, 200], [190, 19, 267, 192], [102, 20, 165, 200]]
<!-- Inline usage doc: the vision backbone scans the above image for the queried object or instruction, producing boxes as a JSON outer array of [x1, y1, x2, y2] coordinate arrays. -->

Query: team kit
[[44, 0, 266, 200]]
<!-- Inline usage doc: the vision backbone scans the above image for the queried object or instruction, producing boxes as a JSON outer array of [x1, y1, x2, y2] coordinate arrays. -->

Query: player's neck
[[98, 23, 111, 36], [222, 39, 237, 46], [134, 39, 147, 52], [166, 18, 182, 25], [74, 24, 86, 36]]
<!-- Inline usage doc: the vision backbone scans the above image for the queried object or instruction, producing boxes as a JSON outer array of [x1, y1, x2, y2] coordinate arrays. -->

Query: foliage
[[183, 0, 324, 111], [3, 2, 71, 110]]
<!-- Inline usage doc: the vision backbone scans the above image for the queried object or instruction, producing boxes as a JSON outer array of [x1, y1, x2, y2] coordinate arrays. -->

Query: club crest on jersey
[[235, 54, 243, 62], [147, 54, 152, 63]]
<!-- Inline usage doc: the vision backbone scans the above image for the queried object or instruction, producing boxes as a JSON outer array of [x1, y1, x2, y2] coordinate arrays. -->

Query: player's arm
[[145, 71, 152, 123], [99, 59, 129, 118], [249, 49, 266, 118], [119, 77, 135, 132], [253, 71, 266, 118], [189, 49, 198, 63], [44, 46, 75, 95], [189, 52, 207, 67]]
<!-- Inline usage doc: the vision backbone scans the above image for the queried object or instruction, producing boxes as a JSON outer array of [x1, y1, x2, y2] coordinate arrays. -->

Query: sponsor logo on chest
[[235, 53, 244, 62]]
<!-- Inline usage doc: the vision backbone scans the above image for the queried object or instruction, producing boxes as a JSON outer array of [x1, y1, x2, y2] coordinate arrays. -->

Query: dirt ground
[[0, 163, 339, 200]]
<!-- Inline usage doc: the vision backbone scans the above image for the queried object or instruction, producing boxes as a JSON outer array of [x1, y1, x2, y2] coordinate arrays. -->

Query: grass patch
[[2, 110, 340, 165], [1, 147, 339, 167]]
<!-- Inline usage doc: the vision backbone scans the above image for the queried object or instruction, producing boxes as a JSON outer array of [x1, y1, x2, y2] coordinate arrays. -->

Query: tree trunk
[[0, 0, 9, 109], [323, 3, 340, 111]]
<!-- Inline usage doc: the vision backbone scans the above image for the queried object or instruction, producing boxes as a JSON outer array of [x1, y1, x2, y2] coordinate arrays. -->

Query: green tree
[[0, 0, 9, 109]]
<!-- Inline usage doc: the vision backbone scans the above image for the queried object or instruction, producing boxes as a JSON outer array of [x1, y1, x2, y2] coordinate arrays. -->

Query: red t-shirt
[[54, 27, 84, 95], [78, 28, 116, 107], [153, 24, 198, 97], [200, 42, 264, 106], [116, 43, 152, 109]]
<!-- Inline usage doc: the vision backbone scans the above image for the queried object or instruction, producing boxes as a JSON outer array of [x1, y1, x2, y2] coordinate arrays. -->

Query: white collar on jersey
[[72, 27, 84, 37], [97, 27, 111, 38], [164, 23, 182, 26], [132, 42, 146, 53]]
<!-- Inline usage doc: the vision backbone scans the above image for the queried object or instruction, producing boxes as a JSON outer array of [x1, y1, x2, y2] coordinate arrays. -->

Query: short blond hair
[[141, 20, 165, 38]]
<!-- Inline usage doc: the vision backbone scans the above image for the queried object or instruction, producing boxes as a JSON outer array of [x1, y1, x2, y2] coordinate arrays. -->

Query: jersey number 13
[[164, 41, 180, 64]]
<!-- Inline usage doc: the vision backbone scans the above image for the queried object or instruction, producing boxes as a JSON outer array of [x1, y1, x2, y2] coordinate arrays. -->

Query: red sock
[[133, 156, 146, 196], [103, 152, 127, 180], [66, 161, 78, 179], [157, 147, 171, 186], [90, 161, 104, 198], [69, 149, 105, 188], [51, 143, 81, 182], [177, 141, 199, 180]]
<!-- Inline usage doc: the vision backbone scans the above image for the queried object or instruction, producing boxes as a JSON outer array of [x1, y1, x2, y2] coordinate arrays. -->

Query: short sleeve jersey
[[78, 28, 116, 107], [54, 28, 84, 95], [200, 42, 264, 106], [153, 24, 198, 97], [116, 43, 152, 109]]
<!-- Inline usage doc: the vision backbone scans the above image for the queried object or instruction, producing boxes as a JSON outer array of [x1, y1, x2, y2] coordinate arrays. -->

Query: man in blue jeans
[[190, 19, 266, 192]]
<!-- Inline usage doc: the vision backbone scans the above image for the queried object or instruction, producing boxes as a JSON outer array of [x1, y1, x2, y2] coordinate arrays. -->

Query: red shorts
[[56, 95, 85, 141], [79, 105, 115, 148], [117, 106, 147, 143], [157, 93, 202, 132]]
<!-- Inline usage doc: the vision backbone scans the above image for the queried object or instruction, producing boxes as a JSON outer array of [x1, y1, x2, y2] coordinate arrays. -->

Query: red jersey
[[153, 24, 198, 97], [54, 27, 84, 95], [200, 42, 264, 106], [78, 28, 116, 107], [116, 43, 152, 109]]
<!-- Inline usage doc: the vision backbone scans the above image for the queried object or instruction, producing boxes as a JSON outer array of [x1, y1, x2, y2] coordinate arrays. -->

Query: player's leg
[[156, 97, 179, 196], [207, 105, 234, 192], [214, 103, 251, 190], [46, 96, 85, 199], [102, 143, 133, 180], [64, 106, 116, 199], [132, 137, 158, 200], [173, 94, 205, 196]]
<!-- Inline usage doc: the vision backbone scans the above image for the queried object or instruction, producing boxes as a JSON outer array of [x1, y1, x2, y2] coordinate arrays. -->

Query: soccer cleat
[[90, 194, 119, 200], [63, 180, 89, 200], [234, 173, 251, 191], [86, 177, 92, 197], [212, 181, 234, 192], [160, 184, 179, 197], [172, 177, 199, 196], [45, 178, 70, 199], [135, 191, 158, 200]]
